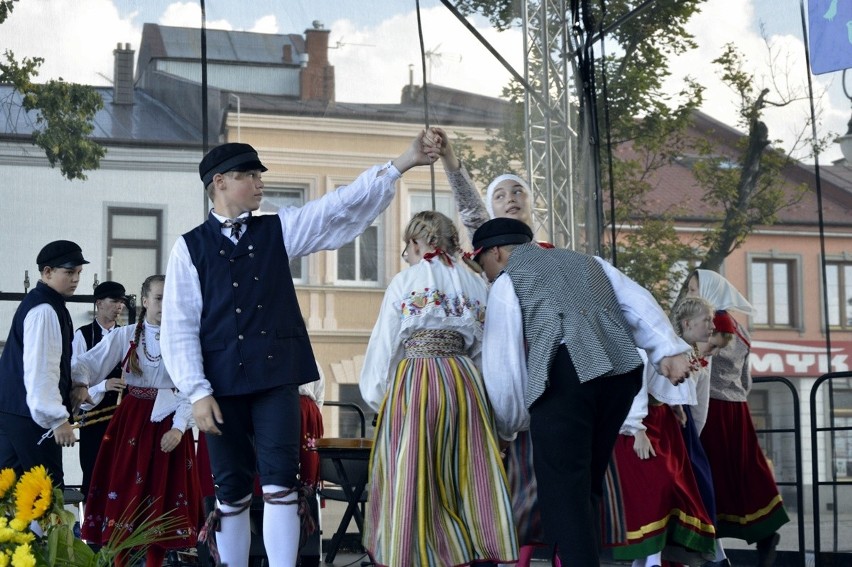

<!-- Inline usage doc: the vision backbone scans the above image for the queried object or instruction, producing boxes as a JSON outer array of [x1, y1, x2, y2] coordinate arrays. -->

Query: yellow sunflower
[[0, 469, 15, 499], [10, 543, 35, 567], [13, 466, 52, 523]]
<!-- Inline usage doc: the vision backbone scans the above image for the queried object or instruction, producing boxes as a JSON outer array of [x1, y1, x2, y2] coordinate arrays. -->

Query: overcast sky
[[3, 0, 848, 162]]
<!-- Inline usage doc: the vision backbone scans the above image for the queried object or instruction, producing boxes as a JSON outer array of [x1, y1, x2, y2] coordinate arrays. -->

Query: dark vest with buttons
[[76, 321, 122, 408], [502, 244, 643, 409], [0, 281, 74, 419], [182, 213, 320, 396]]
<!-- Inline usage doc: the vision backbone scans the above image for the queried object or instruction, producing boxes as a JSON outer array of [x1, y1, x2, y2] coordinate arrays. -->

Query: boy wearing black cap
[[0, 240, 92, 487], [161, 133, 440, 567], [72, 280, 127, 501], [471, 218, 694, 566]]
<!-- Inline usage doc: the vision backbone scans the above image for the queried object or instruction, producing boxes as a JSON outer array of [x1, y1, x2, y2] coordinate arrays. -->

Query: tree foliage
[[0, 0, 105, 180], [448, 0, 814, 308]]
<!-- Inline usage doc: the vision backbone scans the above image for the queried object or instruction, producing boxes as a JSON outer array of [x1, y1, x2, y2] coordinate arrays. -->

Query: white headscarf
[[485, 174, 531, 218], [694, 269, 755, 314]]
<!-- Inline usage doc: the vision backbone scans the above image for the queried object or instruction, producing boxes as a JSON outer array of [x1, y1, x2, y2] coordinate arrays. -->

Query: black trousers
[[205, 384, 300, 503], [528, 346, 642, 566], [0, 411, 65, 489]]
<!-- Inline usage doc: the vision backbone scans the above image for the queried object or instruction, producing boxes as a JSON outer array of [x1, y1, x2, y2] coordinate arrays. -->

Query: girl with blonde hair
[[360, 210, 518, 567]]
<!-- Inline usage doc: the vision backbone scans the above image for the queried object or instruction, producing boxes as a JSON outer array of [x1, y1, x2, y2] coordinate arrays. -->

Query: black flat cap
[[199, 143, 268, 187], [471, 218, 533, 260], [37, 240, 89, 269], [94, 281, 126, 301]]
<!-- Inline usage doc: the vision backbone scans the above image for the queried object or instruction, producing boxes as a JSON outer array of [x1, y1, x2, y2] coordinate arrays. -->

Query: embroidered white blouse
[[71, 322, 192, 432], [359, 257, 488, 412]]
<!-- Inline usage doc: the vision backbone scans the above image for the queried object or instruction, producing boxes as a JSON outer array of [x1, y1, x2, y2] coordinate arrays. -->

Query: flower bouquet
[[0, 466, 183, 567]]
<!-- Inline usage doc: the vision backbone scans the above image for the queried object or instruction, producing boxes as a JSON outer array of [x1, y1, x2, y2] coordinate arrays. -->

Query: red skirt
[[609, 404, 715, 560], [700, 399, 790, 543], [299, 397, 324, 487], [82, 387, 203, 550]]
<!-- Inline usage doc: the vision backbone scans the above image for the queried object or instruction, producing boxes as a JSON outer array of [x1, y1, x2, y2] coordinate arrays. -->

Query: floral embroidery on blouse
[[400, 287, 485, 325]]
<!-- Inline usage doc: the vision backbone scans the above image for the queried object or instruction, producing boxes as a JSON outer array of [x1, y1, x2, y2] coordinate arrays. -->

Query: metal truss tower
[[522, 0, 600, 253]]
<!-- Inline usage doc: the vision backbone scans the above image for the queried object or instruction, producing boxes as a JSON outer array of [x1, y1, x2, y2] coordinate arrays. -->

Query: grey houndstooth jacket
[[503, 244, 644, 409]]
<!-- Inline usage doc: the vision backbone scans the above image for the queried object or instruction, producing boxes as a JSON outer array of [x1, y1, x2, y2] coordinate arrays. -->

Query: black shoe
[[757, 532, 780, 567]]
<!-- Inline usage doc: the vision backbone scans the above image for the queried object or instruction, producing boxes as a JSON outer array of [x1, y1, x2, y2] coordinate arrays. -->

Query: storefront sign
[[750, 340, 852, 377]]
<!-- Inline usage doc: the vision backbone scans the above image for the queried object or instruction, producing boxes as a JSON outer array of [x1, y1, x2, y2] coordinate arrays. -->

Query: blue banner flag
[[808, 0, 852, 74]]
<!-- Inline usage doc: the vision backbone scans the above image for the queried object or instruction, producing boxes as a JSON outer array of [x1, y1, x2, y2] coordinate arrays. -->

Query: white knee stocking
[[215, 494, 252, 567], [261, 484, 300, 567]]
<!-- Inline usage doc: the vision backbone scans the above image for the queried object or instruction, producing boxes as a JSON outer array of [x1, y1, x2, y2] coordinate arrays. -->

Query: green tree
[[448, 0, 816, 308], [0, 0, 105, 180]]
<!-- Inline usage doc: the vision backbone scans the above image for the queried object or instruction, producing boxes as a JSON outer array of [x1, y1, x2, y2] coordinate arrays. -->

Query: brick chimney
[[113, 43, 134, 105], [300, 22, 335, 103]]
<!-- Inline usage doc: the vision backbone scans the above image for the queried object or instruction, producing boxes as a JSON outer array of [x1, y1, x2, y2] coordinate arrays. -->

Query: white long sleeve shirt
[[23, 304, 85, 431], [162, 163, 401, 403], [482, 256, 691, 440], [72, 322, 119, 399], [71, 322, 192, 432]]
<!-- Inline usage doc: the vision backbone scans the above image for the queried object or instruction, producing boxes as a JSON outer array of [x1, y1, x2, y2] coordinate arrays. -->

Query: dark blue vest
[[0, 281, 74, 418], [182, 213, 319, 396], [77, 321, 122, 407]]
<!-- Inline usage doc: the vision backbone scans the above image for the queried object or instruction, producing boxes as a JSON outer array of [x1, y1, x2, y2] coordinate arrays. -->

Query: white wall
[[0, 142, 203, 334]]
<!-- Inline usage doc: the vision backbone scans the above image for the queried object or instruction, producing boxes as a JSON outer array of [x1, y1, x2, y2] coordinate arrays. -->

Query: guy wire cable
[[415, 0, 437, 210]]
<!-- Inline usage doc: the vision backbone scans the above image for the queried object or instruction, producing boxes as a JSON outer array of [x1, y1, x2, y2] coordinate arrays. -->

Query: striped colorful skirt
[[609, 404, 716, 560], [700, 399, 790, 543], [504, 429, 545, 545], [363, 331, 518, 567]]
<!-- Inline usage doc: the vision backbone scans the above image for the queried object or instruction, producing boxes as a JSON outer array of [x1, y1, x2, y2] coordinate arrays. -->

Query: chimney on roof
[[113, 42, 134, 105], [300, 22, 335, 103], [283, 44, 293, 64]]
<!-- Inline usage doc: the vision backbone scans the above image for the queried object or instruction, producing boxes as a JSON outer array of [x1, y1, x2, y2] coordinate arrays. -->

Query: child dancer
[[609, 297, 717, 566], [360, 211, 518, 567], [687, 269, 789, 567], [73, 275, 202, 566]]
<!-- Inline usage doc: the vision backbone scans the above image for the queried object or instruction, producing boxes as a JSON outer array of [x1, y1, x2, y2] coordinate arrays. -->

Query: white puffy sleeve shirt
[[620, 350, 652, 437], [22, 304, 82, 431], [162, 163, 401, 403], [359, 258, 487, 413], [72, 323, 192, 432]]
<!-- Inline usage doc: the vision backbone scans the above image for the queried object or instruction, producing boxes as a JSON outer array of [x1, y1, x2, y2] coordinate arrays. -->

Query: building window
[[750, 258, 797, 327], [409, 192, 455, 221], [107, 208, 162, 292], [258, 187, 305, 281], [826, 261, 852, 329], [337, 224, 379, 283], [831, 389, 852, 479]]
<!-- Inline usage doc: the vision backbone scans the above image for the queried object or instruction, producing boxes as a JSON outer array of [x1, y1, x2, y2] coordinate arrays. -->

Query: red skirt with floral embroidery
[[299, 396, 324, 488], [82, 388, 203, 549]]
